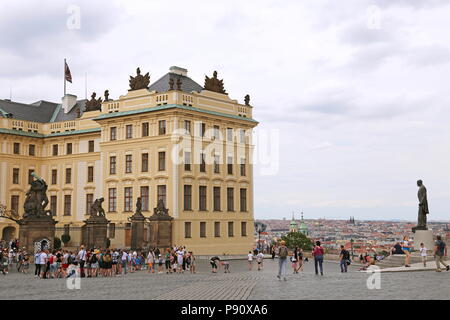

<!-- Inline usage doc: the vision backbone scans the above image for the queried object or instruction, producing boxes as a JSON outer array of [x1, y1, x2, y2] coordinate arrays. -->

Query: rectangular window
[[227, 128, 233, 142], [87, 166, 94, 183], [185, 222, 192, 238], [12, 168, 19, 184], [213, 125, 220, 139], [184, 152, 191, 171], [108, 188, 117, 212], [227, 156, 233, 175], [158, 152, 165, 171], [239, 129, 246, 143], [214, 155, 220, 173], [228, 221, 234, 237], [13, 143, 20, 155], [142, 122, 149, 137], [200, 152, 206, 173], [157, 185, 167, 207], [29, 144, 35, 156], [125, 155, 132, 173], [214, 222, 220, 237], [110, 156, 116, 174], [213, 187, 221, 211], [241, 222, 247, 237], [126, 124, 133, 139], [200, 123, 206, 137], [184, 185, 192, 211], [64, 195, 71, 216], [159, 120, 166, 135], [184, 120, 191, 135], [124, 187, 133, 212], [65, 168, 71, 184], [51, 169, 57, 185], [110, 127, 117, 141], [88, 140, 95, 152], [66, 143, 72, 155], [10, 195, 19, 215], [52, 144, 58, 156], [142, 153, 149, 172], [28, 169, 34, 185], [227, 188, 234, 211], [109, 223, 116, 239], [140, 186, 149, 211], [50, 196, 57, 216], [240, 188, 247, 212], [199, 186, 207, 211], [86, 193, 94, 215], [200, 222, 206, 238], [240, 158, 246, 176]]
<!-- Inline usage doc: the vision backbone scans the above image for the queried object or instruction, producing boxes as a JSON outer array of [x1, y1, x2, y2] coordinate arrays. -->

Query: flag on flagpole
[[65, 60, 72, 83]]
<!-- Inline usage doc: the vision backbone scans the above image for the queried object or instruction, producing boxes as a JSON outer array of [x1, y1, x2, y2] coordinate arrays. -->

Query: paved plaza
[[0, 259, 449, 300]]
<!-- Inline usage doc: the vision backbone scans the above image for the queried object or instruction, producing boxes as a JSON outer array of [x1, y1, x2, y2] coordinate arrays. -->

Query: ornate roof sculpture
[[129, 67, 150, 91], [84, 92, 102, 112], [204, 71, 227, 94], [244, 94, 250, 106]]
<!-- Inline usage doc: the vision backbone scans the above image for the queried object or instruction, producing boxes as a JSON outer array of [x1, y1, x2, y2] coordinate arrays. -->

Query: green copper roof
[[93, 104, 258, 123], [0, 128, 100, 138]]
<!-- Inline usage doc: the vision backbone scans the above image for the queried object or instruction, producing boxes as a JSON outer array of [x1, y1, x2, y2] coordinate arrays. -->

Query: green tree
[[61, 234, 71, 246], [281, 232, 313, 251]]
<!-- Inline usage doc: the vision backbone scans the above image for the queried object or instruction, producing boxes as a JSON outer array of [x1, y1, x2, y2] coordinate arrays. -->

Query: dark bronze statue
[[244, 94, 250, 106], [136, 197, 142, 214], [85, 92, 102, 112], [153, 199, 169, 216], [90, 198, 105, 217], [204, 71, 227, 94], [23, 172, 51, 218], [76, 108, 81, 118], [176, 78, 182, 91], [169, 78, 174, 90], [104, 90, 110, 101], [413, 180, 429, 232], [129, 67, 150, 90]]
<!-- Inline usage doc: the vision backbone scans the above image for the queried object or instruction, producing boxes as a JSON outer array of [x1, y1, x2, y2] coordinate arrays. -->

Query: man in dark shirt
[[339, 245, 350, 273]]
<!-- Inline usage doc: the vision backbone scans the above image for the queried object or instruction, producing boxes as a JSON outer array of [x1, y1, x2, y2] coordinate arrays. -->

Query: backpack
[[102, 254, 111, 263], [279, 246, 288, 258], [91, 254, 98, 263]]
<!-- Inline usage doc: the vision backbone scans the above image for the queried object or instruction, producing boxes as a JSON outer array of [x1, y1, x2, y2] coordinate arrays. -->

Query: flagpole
[[64, 58, 66, 96]]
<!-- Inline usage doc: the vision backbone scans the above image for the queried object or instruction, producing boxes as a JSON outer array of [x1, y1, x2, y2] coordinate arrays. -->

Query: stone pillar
[[413, 229, 434, 251], [130, 212, 145, 250], [148, 215, 173, 250], [82, 215, 109, 249], [19, 216, 57, 254]]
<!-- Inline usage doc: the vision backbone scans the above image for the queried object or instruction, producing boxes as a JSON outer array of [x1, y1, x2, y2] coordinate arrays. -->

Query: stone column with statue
[[412, 180, 434, 251], [81, 197, 110, 249], [129, 197, 146, 250], [18, 172, 57, 254], [147, 199, 173, 250]]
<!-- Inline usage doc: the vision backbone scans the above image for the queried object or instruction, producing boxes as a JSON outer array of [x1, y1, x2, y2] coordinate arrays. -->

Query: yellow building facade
[[0, 66, 258, 255]]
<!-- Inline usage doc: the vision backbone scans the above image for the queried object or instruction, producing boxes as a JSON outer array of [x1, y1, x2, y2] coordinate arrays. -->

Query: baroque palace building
[[0, 66, 258, 255]]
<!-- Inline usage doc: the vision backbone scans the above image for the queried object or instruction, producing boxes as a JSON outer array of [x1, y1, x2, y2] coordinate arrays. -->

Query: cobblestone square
[[1, 259, 449, 300]]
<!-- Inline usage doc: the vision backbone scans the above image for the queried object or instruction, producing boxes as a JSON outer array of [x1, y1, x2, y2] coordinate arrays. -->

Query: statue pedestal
[[413, 229, 434, 251], [130, 212, 145, 250], [82, 215, 109, 250], [148, 214, 173, 250], [19, 215, 57, 254]]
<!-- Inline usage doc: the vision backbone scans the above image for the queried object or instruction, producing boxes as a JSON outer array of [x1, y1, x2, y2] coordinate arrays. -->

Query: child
[[222, 253, 230, 273], [290, 254, 297, 274], [419, 243, 428, 267], [157, 255, 164, 274]]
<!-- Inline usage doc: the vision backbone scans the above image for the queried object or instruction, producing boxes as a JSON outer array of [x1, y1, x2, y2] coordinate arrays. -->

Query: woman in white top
[[247, 251, 254, 271], [147, 251, 155, 273]]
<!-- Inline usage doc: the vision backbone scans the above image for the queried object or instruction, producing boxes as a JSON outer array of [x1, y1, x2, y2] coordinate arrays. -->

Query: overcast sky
[[1, 0, 450, 221]]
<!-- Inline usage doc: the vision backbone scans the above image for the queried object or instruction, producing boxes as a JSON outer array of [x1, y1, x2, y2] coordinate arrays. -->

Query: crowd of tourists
[[29, 245, 199, 279]]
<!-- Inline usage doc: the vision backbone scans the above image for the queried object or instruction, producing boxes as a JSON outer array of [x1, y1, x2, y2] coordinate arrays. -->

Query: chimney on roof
[[169, 66, 188, 77], [62, 94, 77, 114]]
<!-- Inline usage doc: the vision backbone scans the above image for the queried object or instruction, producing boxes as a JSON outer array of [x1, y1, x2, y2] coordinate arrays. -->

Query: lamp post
[[350, 238, 354, 259], [254, 222, 267, 252]]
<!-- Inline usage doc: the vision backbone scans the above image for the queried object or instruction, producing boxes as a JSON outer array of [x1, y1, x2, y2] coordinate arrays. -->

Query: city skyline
[[1, 0, 450, 220]]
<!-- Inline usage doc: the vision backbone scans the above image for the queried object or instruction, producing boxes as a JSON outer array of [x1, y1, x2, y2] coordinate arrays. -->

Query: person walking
[[419, 243, 428, 267], [339, 245, 350, 273], [312, 241, 325, 276], [434, 235, 449, 272], [189, 252, 196, 274], [247, 251, 254, 271], [77, 245, 87, 277], [34, 250, 41, 277], [277, 241, 288, 281], [401, 236, 412, 267]]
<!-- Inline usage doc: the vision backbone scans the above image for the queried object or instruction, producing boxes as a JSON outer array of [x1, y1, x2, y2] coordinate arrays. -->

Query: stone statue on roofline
[[85, 92, 102, 112], [129, 67, 150, 91], [204, 71, 227, 94]]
